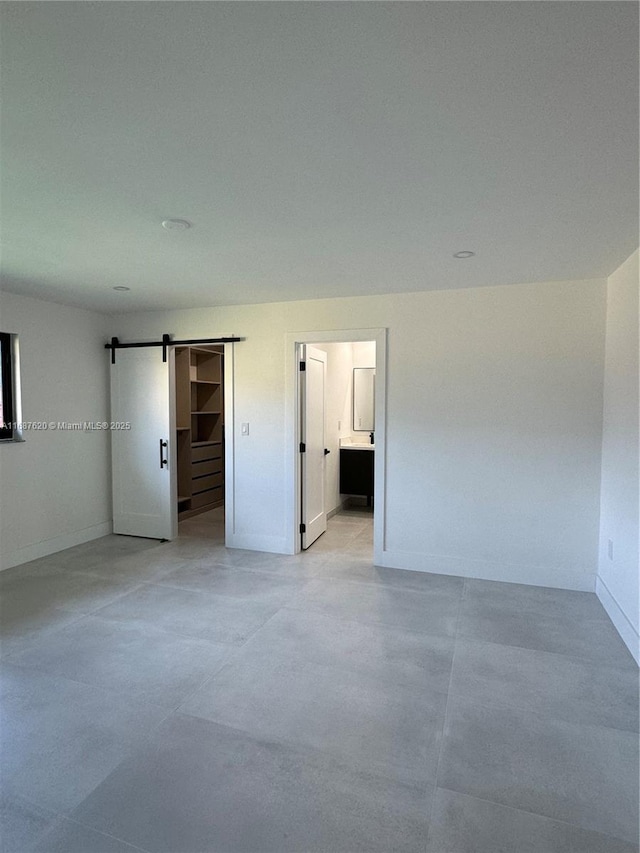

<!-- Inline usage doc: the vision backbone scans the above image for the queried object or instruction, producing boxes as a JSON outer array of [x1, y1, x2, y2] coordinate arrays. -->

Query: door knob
[[324, 448, 330, 455]]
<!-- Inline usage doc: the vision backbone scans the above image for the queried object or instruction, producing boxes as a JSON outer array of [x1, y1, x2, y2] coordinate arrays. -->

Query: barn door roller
[[106, 334, 242, 364]]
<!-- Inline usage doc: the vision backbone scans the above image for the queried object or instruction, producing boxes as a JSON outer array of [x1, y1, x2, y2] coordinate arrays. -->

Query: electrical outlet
[[607, 539, 614, 560], [241, 423, 249, 436]]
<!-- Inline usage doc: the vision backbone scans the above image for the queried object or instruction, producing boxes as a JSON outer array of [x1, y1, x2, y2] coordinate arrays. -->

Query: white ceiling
[[1, 2, 638, 313]]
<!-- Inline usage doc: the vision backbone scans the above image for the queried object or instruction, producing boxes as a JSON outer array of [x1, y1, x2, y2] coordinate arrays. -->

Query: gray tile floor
[[1, 507, 638, 853]]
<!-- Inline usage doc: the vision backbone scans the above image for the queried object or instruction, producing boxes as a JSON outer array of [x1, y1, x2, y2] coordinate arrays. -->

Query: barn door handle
[[159, 439, 168, 468]]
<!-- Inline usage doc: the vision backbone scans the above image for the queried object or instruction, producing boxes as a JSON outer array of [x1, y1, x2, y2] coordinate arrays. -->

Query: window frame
[[0, 333, 23, 442]]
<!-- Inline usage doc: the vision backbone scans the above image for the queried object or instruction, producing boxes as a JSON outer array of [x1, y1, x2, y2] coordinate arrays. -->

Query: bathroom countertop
[[339, 438, 374, 450]]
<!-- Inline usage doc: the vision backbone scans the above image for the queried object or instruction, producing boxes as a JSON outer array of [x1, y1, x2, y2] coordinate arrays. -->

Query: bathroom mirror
[[353, 368, 375, 431]]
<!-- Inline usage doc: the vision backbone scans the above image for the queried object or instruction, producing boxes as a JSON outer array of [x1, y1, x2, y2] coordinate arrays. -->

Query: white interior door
[[301, 345, 327, 549], [111, 347, 176, 540]]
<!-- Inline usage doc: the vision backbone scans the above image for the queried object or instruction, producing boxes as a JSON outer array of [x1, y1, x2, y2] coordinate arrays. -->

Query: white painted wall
[[596, 250, 639, 662], [111, 276, 606, 591], [352, 341, 376, 370], [0, 291, 112, 570]]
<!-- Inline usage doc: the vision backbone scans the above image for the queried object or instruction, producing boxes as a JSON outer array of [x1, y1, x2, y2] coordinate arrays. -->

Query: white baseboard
[[0, 521, 113, 572], [376, 548, 595, 592], [327, 500, 348, 520], [225, 533, 292, 555], [596, 575, 640, 665]]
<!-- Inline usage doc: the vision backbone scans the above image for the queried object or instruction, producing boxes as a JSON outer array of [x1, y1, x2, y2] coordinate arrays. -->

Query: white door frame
[[284, 328, 387, 559], [223, 341, 235, 547]]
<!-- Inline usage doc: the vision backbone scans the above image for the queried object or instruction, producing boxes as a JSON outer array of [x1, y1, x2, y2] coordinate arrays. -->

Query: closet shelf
[[191, 410, 221, 415], [190, 379, 221, 385], [191, 440, 222, 448]]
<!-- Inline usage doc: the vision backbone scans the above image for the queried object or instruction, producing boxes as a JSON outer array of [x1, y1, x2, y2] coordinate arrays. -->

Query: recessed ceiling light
[[453, 251, 475, 259], [162, 218, 192, 231], [113, 286, 130, 292]]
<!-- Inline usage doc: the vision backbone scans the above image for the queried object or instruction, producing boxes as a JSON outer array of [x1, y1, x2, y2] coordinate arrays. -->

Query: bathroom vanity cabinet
[[340, 447, 374, 504]]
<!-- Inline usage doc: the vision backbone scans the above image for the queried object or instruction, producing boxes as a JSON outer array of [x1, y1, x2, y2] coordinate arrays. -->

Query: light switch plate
[[241, 423, 249, 435]]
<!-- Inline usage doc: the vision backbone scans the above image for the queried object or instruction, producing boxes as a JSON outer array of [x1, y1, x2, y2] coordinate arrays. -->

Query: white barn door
[[300, 345, 327, 549], [111, 347, 177, 540]]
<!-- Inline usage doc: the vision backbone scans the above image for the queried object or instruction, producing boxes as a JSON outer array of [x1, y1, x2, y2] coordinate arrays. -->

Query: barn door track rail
[[105, 334, 242, 364]]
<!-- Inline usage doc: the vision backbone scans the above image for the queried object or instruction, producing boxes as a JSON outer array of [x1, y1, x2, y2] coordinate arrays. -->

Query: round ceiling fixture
[[162, 218, 192, 231], [453, 250, 475, 259], [113, 286, 130, 292]]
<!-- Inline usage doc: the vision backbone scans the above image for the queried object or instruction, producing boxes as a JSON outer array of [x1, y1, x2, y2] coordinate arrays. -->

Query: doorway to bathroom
[[285, 328, 386, 562]]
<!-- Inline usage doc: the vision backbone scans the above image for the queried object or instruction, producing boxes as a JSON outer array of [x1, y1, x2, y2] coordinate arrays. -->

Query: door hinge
[[299, 523, 306, 533], [300, 360, 306, 371], [299, 442, 306, 453]]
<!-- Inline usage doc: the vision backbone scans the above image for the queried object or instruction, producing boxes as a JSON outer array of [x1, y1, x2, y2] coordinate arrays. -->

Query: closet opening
[[174, 345, 226, 527]]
